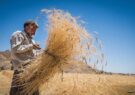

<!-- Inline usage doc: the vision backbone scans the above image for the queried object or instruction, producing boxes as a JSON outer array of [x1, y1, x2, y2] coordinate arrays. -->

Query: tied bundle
[[16, 9, 98, 95]]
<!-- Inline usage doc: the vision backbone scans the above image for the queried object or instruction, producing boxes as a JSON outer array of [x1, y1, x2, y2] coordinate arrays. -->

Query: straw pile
[[16, 9, 103, 95]]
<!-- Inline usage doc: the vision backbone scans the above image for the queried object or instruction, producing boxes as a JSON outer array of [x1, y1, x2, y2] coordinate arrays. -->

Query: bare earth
[[0, 70, 135, 95]]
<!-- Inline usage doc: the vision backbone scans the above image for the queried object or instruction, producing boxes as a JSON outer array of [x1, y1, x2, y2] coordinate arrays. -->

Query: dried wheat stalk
[[15, 9, 103, 95]]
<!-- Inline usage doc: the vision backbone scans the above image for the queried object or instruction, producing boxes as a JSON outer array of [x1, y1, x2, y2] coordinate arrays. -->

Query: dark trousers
[[10, 70, 39, 95]]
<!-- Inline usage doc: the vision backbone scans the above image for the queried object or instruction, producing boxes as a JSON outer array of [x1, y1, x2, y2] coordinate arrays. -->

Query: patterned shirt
[[10, 30, 36, 70]]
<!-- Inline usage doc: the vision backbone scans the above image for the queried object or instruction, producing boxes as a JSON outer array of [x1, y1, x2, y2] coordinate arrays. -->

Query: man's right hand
[[33, 44, 41, 50]]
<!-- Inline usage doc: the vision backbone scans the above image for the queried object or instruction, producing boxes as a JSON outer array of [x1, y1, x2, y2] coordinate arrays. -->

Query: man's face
[[25, 24, 37, 37]]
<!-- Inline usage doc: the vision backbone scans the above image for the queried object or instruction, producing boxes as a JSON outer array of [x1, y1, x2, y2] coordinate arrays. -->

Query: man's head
[[24, 20, 38, 37]]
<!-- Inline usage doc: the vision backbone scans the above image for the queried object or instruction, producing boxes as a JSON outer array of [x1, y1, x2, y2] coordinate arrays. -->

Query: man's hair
[[24, 20, 39, 28]]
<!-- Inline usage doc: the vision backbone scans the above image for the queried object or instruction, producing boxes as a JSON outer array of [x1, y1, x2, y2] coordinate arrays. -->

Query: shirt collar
[[22, 30, 33, 39]]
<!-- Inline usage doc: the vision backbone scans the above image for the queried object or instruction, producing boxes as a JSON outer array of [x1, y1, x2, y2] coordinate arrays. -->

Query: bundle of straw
[[16, 9, 101, 95]]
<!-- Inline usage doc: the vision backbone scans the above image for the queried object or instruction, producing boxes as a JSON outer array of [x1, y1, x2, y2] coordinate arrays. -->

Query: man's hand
[[33, 44, 41, 50]]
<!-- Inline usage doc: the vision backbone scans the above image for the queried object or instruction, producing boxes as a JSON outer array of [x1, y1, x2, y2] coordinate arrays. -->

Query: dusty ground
[[0, 70, 135, 95]]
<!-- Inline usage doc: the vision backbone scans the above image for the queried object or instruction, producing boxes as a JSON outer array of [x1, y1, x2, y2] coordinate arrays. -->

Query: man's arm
[[10, 32, 33, 53]]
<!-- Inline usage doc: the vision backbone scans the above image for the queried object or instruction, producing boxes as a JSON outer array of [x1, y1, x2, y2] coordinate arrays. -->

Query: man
[[10, 20, 41, 95]]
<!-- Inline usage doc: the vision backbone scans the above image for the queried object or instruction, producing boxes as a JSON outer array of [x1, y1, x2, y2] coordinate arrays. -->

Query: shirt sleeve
[[10, 32, 33, 53]]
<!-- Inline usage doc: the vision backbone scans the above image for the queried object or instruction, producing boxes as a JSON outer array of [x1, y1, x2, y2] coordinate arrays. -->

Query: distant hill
[[0, 50, 134, 76], [0, 50, 11, 70], [62, 61, 97, 73], [0, 50, 97, 73]]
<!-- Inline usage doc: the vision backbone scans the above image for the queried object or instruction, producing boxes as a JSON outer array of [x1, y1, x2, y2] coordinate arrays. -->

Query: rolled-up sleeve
[[10, 32, 33, 53]]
